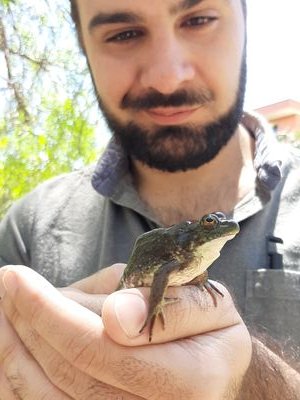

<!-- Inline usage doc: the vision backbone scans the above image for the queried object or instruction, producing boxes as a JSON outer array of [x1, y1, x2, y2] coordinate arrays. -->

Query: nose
[[139, 35, 196, 94]]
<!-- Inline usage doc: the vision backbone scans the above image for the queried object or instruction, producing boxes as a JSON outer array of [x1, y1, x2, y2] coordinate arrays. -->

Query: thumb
[[102, 282, 245, 346]]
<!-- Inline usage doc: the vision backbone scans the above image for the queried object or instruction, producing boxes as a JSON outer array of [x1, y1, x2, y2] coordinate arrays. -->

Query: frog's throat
[[193, 234, 236, 271]]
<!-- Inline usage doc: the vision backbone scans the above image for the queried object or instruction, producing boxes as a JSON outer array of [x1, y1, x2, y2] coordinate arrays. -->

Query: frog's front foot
[[140, 297, 179, 342]]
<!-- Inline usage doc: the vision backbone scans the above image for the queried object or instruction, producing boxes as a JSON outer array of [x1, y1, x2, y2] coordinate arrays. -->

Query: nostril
[[140, 63, 195, 95]]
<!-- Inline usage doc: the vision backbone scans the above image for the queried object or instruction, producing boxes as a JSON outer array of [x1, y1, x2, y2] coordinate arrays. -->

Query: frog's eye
[[213, 211, 226, 220], [202, 214, 218, 229]]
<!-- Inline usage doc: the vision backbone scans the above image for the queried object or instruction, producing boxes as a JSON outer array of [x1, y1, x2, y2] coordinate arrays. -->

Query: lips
[[145, 107, 200, 125]]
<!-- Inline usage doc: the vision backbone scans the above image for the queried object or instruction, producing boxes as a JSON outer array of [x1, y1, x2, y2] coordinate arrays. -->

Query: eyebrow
[[88, 0, 210, 32], [88, 12, 143, 32], [169, 0, 205, 15]]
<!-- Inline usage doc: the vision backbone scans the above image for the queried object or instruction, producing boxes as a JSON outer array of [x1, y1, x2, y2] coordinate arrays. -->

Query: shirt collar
[[241, 111, 282, 191]]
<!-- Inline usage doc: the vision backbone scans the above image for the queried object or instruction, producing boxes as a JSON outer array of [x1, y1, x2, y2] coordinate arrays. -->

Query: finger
[[69, 264, 126, 294], [102, 282, 243, 345], [58, 263, 127, 315], [1, 294, 145, 400], [59, 288, 107, 316], [0, 309, 72, 400]]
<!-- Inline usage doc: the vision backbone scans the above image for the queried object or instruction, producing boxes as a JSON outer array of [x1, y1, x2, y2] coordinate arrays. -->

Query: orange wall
[[270, 114, 300, 133], [256, 100, 300, 134]]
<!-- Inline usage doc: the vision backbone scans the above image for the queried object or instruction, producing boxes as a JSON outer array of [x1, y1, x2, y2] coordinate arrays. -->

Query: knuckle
[[5, 372, 27, 399], [74, 381, 121, 400], [66, 332, 107, 374], [45, 353, 121, 400], [5, 304, 20, 328], [3, 304, 42, 359], [46, 353, 76, 388], [1, 295, 23, 335], [21, 328, 41, 355], [0, 340, 19, 366]]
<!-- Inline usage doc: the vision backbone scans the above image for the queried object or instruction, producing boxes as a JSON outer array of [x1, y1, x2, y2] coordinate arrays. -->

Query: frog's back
[[122, 220, 212, 287], [128, 228, 176, 266]]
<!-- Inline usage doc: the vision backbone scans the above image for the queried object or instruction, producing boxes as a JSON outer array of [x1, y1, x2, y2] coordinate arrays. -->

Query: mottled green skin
[[119, 212, 239, 341]]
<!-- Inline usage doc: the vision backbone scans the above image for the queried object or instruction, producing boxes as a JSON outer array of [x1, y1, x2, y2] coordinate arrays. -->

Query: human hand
[[0, 265, 252, 399], [0, 264, 143, 399]]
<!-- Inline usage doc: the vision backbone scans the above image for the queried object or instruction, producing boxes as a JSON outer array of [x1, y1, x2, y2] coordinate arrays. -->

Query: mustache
[[121, 88, 214, 110]]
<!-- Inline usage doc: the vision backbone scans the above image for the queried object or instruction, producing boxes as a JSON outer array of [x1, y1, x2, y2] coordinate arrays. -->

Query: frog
[[118, 212, 240, 342]]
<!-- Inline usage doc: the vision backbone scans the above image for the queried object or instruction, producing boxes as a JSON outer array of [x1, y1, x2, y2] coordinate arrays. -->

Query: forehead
[[79, 0, 234, 19], [78, 0, 240, 33]]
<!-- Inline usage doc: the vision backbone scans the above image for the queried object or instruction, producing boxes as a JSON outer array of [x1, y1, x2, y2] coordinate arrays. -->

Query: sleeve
[[0, 193, 36, 267]]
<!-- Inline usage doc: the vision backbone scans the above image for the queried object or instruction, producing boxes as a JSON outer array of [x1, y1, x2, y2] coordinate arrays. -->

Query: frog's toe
[[204, 280, 224, 307], [139, 312, 160, 342], [156, 309, 164, 329], [206, 280, 224, 297], [139, 316, 150, 335], [139, 297, 180, 341]]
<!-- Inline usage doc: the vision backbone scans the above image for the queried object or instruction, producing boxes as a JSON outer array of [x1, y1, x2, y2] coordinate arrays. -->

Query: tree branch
[[0, 15, 31, 122]]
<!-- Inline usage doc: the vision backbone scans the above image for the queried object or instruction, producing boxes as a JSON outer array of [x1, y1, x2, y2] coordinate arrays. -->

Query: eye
[[106, 29, 144, 43], [182, 16, 217, 28], [214, 211, 226, 220], [202, 214, 218, 229]]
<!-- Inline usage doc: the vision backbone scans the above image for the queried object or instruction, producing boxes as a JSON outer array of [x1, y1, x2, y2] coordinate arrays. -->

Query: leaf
[[0, 136, 9, 149]]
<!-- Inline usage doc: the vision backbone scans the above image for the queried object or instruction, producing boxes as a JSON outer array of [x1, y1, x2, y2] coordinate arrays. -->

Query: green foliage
[[0, 98, 99, 217], [0, 0, 17, 7], [0, 0, 104, 219]]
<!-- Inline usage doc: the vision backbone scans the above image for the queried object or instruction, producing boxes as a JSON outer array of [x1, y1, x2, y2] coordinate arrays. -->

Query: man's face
[[77, 0, 246, 172]]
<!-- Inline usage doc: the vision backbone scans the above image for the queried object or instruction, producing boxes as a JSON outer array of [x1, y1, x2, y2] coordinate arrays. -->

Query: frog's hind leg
[[188, 271, 224, 307], [139, 259, 180, 342]]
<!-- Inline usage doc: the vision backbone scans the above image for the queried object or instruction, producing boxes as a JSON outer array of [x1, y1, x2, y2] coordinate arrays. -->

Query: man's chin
[[113, 117, 236, 172]]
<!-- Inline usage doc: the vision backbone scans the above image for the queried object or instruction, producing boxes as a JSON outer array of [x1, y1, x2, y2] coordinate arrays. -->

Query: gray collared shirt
[[0, 112, 300, 356]]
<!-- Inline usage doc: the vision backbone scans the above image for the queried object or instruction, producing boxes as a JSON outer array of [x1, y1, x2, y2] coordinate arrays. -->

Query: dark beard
[[95, 55, 247, 173]]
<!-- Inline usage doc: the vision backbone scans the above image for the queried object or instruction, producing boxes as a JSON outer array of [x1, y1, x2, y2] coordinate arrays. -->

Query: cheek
[[87, 49, 136, 112], [192, 4, 245, 114], [200, 28, 245, 114]]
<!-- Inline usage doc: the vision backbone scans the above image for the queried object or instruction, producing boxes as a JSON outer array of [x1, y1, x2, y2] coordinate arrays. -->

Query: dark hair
[[70, 0, 247, 49], [69, 0, 83, 48]]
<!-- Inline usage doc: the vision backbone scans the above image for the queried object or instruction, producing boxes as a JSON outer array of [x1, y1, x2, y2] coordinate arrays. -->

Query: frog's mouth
[[220, 221, 240, 236]]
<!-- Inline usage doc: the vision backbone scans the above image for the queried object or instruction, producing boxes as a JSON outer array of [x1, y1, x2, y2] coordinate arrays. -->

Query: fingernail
[[114, 293, 147, 338]]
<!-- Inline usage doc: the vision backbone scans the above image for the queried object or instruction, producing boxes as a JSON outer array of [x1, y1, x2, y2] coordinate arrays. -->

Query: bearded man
[[0, 0, 299, 398]]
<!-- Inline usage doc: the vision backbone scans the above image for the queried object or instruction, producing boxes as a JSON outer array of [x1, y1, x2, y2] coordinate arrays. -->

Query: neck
[[132, 126, 256, 226]]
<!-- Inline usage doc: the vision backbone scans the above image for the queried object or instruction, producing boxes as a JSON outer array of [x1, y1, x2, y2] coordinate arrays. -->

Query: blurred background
[[0, 0, 300, 218]]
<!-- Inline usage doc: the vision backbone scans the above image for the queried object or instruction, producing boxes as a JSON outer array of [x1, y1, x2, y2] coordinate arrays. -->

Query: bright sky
[[245, 0, 300, 109]]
